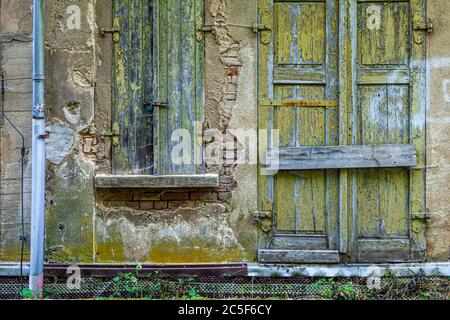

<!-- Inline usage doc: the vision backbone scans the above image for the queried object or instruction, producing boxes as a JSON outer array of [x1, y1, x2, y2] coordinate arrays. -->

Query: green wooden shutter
[[348, 0, 427, 262], [112, 0, 205, 175], [258, 0, 341, 263], [257, 0, 427, 263]]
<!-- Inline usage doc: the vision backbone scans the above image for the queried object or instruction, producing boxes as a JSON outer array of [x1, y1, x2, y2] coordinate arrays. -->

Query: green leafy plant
[[21, 288, 42, 299], [312, 278, 335, 299], [336, 282, 357, 300]]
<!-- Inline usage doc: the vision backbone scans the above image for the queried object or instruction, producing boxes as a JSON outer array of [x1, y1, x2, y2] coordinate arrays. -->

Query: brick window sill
[[94, 174, 219, 189]]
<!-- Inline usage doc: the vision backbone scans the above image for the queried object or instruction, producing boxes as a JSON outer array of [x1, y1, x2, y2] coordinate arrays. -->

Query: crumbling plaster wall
[[0, 0, 32, 261], [426, 0, 450, 261], [44, 0, 98, 262]]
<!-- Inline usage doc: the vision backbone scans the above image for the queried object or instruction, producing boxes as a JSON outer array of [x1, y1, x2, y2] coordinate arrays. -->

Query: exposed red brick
[[102, 193, 133, 201], [227, 67, 239, 76], [168, 202, 183, 209], [109, 201, 126, 207], [126, 202, 140, 209], [133, 193, 161, 201], [161, 192, 189, 201], [154, 201, 168, 210], [190, 192, 218, 201], [140, 201, 154, 210]]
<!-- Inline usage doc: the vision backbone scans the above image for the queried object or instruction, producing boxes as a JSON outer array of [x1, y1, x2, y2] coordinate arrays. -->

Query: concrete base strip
[[0, 264, 30, 277], [248, 262, 450, 277], [1, 262, 449, 277]]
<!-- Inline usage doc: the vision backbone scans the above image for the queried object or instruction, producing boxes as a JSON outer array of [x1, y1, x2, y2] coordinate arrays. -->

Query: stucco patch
[[46, 120, 75, 164]]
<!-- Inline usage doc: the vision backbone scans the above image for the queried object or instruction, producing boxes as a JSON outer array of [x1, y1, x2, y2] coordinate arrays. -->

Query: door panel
[[349, 0, 427, 262], [258, 0, 340, 262], [274, 2, 326, 65], [359, 2, 410, 66]]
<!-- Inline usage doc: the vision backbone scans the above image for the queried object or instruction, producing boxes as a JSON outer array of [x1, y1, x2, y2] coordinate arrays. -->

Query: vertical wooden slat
[[129, 0, 143, 172], [338, 0, 351, 253], [325, 0, 340, 249], [409, 0, 427, 261], [113, 0, 154, 174], [139, 0, 154, 174], [194, 0, 205, 174], [181, 0, 196, 174], [166, 0, 182, 174], [258, 0, 274, 216], [113, 0, 131, 173], [156, 0, 168, 174]]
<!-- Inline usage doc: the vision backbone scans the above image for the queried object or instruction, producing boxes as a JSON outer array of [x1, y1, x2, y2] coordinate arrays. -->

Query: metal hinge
[[413, 18, 433, 33], [196, 25, 215, 41], [102, 123, 120, 146], [100, 18, 120, 43], [253, 211, 272, 222], [412, 211, 431, 221], [254, 211, 272, 233], [252, 23, 271, 33]]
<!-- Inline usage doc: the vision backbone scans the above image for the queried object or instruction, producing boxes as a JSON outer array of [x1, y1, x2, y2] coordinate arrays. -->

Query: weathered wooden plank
[[112, 0, 131, 173], [180, 0, 196, 174], [409, 0, 427, 261], [166, 0, 182, 174], [154, 0, 168, 175], [273, 66, 325, 83], [95, 173, 219, 189], [357, 239, 411, 263], [194, 0, 205, 174], [266, 144, 417, 170], [358, 238, 410, 251], [272, 235, 327, 250], [258, 249, 340, 263], [138, 0, 154, 174]]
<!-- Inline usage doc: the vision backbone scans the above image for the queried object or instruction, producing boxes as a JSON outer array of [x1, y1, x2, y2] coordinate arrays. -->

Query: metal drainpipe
[[29, 0, 46, 297]]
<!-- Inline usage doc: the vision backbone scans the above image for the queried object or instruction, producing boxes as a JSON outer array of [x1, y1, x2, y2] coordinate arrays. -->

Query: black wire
[[1, 75, 26, 290]]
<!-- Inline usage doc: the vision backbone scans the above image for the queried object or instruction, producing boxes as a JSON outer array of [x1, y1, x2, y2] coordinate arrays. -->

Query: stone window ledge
[[94, 174, 219, 189]]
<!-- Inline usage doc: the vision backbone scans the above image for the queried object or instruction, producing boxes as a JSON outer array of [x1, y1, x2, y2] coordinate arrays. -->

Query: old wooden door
[[258, 0, 427, 263], [112, 0, 205, 175]]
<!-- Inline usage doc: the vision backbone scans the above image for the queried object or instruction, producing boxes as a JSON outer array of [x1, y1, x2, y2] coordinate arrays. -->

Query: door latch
[[143, 101, 169, 112]]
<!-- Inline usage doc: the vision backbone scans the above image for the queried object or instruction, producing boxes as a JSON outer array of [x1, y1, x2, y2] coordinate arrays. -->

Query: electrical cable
[[1, 74, 27, 289]]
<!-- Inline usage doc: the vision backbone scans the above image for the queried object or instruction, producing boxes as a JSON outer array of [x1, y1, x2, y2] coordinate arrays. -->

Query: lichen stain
[[95, 205, 248, 263]]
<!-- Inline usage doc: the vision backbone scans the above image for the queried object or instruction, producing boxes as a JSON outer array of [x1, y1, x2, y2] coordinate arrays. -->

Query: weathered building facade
[[0, 0, 449, 266]]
